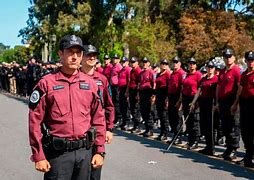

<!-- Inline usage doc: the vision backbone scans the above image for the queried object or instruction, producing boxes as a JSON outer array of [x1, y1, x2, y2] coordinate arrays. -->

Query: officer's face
[[173, 61, 181, 70], [207, 66, 215, 74], [247, 59, 254, 69], [142, 61, 150, 69], [113, 58, 120, 64], [224, 55, 235, 66], [160, 63, 168, 70], [188, 62, 197, 71], [82, 53, 98, 67], [105, 59, 111, 65], [58, 47, 83, 71]]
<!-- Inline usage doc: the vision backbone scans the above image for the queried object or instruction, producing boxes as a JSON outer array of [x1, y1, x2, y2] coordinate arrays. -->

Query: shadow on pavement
[[1, 91, 29, 105], [114, 129, 254, 179]]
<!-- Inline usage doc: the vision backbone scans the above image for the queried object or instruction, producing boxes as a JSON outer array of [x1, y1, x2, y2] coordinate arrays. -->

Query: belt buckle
[[70, 141, 79, 150]]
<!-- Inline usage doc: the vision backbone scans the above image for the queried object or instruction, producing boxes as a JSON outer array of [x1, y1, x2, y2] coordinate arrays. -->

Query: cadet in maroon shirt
[[28, 35, 106, 180], [216, 48, 241, 161], [237, 51, 254, 167], [154, 59, 171, 141], [81, 44, 115, 180], [195, 61, 218, 155], [138, 57, 156, 137], [102, 54, 112, 81], [167, 56, 186, 145], [181, 57, 202, 149], [126, 57, 142, 132], [110, 54, 123, 124], [95, 59, 104, 74], [118, 57, 131, 130]]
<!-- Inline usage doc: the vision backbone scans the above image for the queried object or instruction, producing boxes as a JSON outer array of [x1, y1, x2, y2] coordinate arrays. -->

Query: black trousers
[[219, 96, 240, 150], [168, 94, 181, 135], [119, 86, 128, 126], [182, 95, 200, 144], [44, 147, 92, 180], [156, 88, 169, 136], [240, 98, 254, 160], [111, 85, 121, 123], [90, 166, 102, 180], [140, 89, 153, 131], [129, 88, 140, 128], [199, 97, 214, 149]]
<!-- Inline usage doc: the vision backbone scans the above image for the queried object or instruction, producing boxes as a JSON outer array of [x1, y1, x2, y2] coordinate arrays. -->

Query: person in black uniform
[[236, 51, 254, 167]]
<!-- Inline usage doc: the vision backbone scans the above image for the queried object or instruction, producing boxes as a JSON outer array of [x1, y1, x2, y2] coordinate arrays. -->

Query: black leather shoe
[[155, 135, 167, 141], [187, 142, 199, 150], [143, 131, 153, 137], [236, 158, 254, 168], [222, 149, 237, 161], [120, 126, 127, 131], [198, 148, 214, 156]]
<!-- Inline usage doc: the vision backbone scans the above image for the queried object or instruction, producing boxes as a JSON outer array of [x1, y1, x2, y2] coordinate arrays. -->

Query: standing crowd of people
[[1, 34, 254, 180]]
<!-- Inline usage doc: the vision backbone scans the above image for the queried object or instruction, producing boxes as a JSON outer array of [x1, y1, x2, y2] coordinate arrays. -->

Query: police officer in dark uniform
[[126, 57, 142, 133], [196, 61, 218, 155], [167, 56, 186, 145], [81, 44, 115, 180], [154, 59, 171, 141], [236, 51, 254, 167], [215, 48, 241, 161], [138, 57, 156, 137], [181, 57, 202, 149], [29, 35, 106, 180]]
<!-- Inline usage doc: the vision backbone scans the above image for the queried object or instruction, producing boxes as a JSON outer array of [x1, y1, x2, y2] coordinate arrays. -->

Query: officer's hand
[[175, 100, 181, 111], [136, 95, 140, 102], [91, 154, 104, 169], [213, 104, 219, 112], [230, 103, 237, 115], [35, 160, 51, 173], [150, 95, 156, 105], [106, 131, 113, 144]]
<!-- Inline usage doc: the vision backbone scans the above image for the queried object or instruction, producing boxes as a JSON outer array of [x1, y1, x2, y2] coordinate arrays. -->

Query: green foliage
[[17, 0, 254, 64], [0, 46, 30, 65]]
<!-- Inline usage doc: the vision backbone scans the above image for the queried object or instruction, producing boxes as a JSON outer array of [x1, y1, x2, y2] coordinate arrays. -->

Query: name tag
[[80, 83, 90, 90], [53, 85, 64, 90], [96, 80, 103, 86]]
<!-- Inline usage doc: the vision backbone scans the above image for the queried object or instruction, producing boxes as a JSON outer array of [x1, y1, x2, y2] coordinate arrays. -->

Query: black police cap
[[142, 57, 150, 62], [200, 66, 207, 73], [121, 56, 129, 62], [104, 54, 110, 59], [160, 59, 169, 65], [113, 54, 120, 59], [59, 35, 84, 50], [223, 48, 234, 56], [188, 57, 197, 64], [172, 56, 181, 63], [152, 63, 159, 68], [245, 51, 254, 60], [207, 61, 215, 67], [130, 57, 137, 63], [83, 44, 98, 55]]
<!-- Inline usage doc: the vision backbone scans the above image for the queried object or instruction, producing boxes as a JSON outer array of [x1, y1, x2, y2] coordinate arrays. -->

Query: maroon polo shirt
[[156, 70, 171, 89], [110, 63, 122, 86], [167, 68, 186, 95], [29, 70, 105, 162], [129, 66, 142, 89], [139, 68, 155, 90], [240, 70, 254, 98], [218, 65, 241, 99], [102, 63, 112, 81], [87, 71, 115, 130], [118, 66, 131, 88], [182, 71, 202, 96], [199, 75, 218, 98]]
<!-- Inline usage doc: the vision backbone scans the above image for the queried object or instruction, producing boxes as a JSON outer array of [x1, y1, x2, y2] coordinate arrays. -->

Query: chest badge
[[80, 83, 90, 90]]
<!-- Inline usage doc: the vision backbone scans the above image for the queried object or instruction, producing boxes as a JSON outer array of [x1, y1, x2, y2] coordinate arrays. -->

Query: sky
[[0, 1, 31, 48]]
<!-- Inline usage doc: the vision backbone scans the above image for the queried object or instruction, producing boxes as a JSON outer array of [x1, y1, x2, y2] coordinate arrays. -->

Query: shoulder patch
[[80, 82, 90, 90], [29, 87, 45, 110]]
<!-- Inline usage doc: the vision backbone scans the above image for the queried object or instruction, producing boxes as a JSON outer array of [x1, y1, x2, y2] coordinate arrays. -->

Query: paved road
[[0, 92, 254, 180]]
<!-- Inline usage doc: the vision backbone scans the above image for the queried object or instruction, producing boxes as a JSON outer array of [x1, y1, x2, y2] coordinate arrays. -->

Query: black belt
[[52, 136, 87, 151]]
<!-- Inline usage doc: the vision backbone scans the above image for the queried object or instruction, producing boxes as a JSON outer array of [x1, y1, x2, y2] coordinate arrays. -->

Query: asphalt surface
[[0, 92, 254, 180]]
